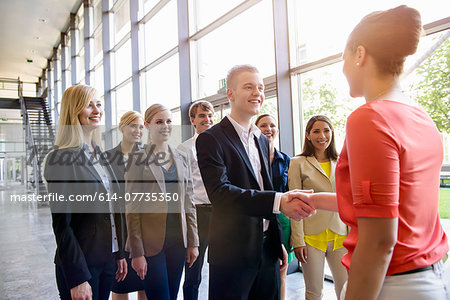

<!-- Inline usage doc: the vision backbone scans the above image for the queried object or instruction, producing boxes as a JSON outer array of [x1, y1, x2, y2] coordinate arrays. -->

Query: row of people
[[44, 5, 449, 300]]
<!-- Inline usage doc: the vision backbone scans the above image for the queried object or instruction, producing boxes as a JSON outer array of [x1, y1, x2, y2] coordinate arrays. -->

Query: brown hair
[[255, 113, 275, 126], [345, 5, 422, 76], [300, 115, 338, 160], [189, 100, 214, 118], [226, 64, 260, 89]]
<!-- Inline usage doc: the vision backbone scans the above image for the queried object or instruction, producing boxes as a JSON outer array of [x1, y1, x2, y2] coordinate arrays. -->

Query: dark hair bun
[[347, 5, 422, 75]]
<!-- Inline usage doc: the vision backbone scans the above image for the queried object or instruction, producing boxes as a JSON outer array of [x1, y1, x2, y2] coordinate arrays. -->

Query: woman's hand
[[186, 246, 199, 268], [132, 256, 147, 280], [115, 258, 128, 282], [70, 281, 92, 300], [294, 246, 308, 263], [280, 244, 288, 272]]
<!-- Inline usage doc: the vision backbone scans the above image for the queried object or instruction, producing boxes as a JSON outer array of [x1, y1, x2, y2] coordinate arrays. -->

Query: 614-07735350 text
[[10, 192, 179, 202]]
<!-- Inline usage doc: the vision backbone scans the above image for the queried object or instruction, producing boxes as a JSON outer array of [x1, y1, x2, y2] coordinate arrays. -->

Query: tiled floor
[[1, 184, 449, 300]]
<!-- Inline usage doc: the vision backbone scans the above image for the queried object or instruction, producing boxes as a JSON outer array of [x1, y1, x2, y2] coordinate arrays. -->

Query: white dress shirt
[[178, 133, 211, 205], [84, 145, 119, 253], [226, 116, 282, 231]]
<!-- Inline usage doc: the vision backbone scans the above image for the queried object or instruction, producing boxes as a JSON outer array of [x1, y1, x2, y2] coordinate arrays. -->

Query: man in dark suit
[[196, 65, 315, 299]]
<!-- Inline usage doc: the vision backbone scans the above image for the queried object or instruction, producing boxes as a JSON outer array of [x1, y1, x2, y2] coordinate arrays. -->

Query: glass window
[[403, 31, 450, 163], [113, 0, 131, 44], [287, 0, 450, 68], [142, 0, 160, 16], [212, 103, 230, 124], [76, 7, 84, 53], [191, 0, 245, 31], [292, 62, 364, 152], [170, 108, 182, 147], [93, 0, 103, 30], [77, 48, 85, 83], [92, 64, 104, 96], [142, 0, 178, 65], [93, 28, 103, 65], [142, 54, 180, 111], [191, 0, 275, 99], [112, 81, 133, 126], [112, 39, 132, 86], [65, 63, 72, 87]]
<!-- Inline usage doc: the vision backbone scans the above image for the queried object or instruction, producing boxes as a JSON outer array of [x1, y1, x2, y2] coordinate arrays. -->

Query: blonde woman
[[289, 115, 348, 300], [44, 85, 127, 300], [125, 104, 199, 300], [106, 111, 147, 300]]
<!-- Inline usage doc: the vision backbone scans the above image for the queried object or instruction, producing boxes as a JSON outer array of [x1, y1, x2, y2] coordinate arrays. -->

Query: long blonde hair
[[54, 85, 101, 149]]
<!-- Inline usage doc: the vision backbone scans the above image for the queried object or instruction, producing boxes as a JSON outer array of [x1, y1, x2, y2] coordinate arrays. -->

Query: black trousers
[[56, 259, 116, 300], [183, 205, 212, 300], [208, 236, 280, 300]]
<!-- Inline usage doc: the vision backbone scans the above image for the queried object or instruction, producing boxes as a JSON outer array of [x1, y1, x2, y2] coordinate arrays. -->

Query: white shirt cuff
[[273, 192, 282, 214]]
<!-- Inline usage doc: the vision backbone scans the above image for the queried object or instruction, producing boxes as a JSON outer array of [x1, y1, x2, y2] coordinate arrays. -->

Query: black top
[[162, 163, 181, 241]]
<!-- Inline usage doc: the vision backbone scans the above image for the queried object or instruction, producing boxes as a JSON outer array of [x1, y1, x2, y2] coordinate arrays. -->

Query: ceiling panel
[[0, 0, 81, 83]]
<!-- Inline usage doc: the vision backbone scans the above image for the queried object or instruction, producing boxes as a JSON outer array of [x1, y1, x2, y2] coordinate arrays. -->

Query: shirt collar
[[272, 148, 286, 162], [193, 132, 199, 143], [226, 115, 261, 140]]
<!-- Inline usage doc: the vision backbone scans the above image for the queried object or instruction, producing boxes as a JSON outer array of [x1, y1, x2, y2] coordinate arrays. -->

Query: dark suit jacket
[[196, 117, 284, 267], [44, 145, 126, 289], [105, 142, 143, 254], [105, 142, 144, 195]]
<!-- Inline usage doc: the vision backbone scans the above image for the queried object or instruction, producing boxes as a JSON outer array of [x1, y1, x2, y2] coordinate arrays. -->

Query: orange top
[[336, 100, 448, 275]]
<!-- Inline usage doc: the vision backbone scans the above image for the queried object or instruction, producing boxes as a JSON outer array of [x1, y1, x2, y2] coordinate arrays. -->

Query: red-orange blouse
[[336, 100, 448, 275]]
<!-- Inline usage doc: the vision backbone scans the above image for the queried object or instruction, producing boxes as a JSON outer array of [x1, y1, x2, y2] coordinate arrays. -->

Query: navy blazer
[[196, 117, 284, 267], [44, 145, 126, 289]]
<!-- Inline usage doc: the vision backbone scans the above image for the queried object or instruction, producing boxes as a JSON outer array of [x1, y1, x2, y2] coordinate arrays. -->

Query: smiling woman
[[288, 115, 348, 300], [44, 84, 127, 300], [124, 103, 199, 300]]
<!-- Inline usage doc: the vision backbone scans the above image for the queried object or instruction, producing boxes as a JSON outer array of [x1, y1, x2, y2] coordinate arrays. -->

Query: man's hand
[[280, 244, 288, 273], [115, 258, 128, 282], [131, 256, 147, 280], [294, 246, 308, 263], [70, 281, 92, 300], [280, 190, 315, 221], [186, 246, 199, 268]]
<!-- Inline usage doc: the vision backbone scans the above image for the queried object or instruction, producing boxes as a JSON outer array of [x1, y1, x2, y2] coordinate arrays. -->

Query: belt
[[392, 253, 448, 276], [392, 265, 433, 276], [196, 204, 212, 208]]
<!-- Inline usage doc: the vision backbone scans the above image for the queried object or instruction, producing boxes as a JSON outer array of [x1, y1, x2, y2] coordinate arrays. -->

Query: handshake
[[279, 190, 315, 222]]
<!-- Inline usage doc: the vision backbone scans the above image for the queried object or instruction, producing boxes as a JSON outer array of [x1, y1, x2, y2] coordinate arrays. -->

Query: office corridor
[[0, 185, 345, 300], [2, 185, 449, 300]]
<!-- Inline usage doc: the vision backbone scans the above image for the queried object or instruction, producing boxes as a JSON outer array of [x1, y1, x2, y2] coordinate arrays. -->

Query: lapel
[[254, 135, 273, 190], [76, 147, 103, 183], [97, 149, 120, 192], [171, 145, 184, 200], [306, 155, 328, 178], [145, 144, 166, 194], [306, 155, 335, 183], [220, 117, 258, 183], [329, 159, 336, 184]]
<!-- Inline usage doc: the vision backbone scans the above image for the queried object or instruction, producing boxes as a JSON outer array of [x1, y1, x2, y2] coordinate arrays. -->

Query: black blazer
[[105, 142, 144, 198], [104, 142, 143, 253], [44, 145, 126, 289], [196, 117, 284, 267]]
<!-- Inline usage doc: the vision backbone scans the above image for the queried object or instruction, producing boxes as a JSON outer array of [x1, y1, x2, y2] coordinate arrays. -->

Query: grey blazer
[[288, 155, 348, 248], [124, 144, 199, 258]]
